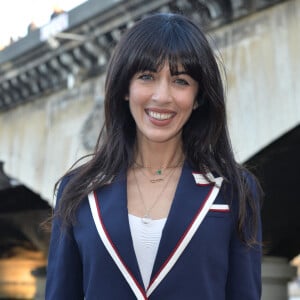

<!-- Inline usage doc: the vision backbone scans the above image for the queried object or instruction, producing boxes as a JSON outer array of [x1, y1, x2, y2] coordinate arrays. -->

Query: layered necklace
[[133, 159, 183, 224], [134, 160, 183, 183]]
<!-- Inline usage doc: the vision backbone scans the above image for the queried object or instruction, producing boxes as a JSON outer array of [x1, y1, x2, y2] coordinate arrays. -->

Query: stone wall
[[0, 75, 105, 204], [212, 0, 300, 161]]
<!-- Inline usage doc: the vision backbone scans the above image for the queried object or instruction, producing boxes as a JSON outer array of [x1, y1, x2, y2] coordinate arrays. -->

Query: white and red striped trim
[[210, 204, 230, 212], [88, 192, 148, 300], [192, 172, 215, 186], [146, 176, 223, 297]]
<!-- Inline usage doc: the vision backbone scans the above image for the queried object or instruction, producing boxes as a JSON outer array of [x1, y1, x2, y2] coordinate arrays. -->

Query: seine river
[[0, 248, 45, 299]]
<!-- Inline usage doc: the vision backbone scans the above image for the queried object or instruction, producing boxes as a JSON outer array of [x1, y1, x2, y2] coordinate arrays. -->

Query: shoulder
[[224, 168, 262, 216], [54, 173, 75, 207], [241, 169, 262, 202]]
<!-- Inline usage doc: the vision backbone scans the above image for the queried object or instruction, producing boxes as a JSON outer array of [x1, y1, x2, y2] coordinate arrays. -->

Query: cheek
[[128, 93, 146, 119], [177, 96, 196, 113], [129, 91, 151, 111], [129, 85, 143, 102]]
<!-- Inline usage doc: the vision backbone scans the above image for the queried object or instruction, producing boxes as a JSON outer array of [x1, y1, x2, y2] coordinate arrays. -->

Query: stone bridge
[[0, 0, 299, 299]]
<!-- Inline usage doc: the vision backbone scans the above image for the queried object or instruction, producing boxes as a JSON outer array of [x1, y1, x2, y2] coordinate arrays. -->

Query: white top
[[128, 214, 167, 289]]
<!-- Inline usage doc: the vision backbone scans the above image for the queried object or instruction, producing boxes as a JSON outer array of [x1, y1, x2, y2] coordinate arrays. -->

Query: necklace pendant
[[156, 169, 162, 175], [150, 178, 164, 183], [141, 215, 152, 224]]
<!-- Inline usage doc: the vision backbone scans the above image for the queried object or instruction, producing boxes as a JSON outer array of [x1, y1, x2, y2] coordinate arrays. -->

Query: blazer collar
[[88, 163, 223, 299]]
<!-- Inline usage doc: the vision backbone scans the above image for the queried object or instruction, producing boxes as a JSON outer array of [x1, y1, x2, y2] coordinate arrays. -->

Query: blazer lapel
[[88, 171, 147, 300], [147, 163, 223, 297], [87, 164, 223, 299]]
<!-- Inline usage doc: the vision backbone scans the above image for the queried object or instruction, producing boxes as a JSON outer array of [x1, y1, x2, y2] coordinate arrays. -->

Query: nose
[[151, 80, 172, 103]]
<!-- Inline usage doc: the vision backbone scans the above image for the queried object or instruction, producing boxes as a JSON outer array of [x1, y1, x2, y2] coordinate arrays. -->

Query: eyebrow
[[172, 71, 189, 76], [137, 69, 189, 76], [138, 68, 156, 73]]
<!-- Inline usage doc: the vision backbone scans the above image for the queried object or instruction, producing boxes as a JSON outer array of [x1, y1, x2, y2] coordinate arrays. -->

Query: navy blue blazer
[[46, 163, 262, 299]]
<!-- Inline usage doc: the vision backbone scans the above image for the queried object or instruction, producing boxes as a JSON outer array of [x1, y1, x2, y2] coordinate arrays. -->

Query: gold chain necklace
[[132, 166, 178, 224], [134, 160, 184, 183], [134, 163, 172, 183]]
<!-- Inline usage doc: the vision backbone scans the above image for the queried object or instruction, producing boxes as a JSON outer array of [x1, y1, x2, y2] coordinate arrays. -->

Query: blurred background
[[0, 0, 299, 299]]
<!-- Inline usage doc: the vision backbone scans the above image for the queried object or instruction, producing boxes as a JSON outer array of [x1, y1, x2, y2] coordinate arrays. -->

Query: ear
[[193, 101, 199, 110], [125, 95, 129, 101]]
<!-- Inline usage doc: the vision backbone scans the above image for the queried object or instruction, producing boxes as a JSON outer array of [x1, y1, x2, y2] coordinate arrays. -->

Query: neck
[[134, 139, 184, 168]]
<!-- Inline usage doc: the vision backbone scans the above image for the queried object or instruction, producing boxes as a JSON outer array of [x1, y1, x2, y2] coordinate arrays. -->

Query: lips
[[145, 109, 175, 121], [144, 108, 176, 127]]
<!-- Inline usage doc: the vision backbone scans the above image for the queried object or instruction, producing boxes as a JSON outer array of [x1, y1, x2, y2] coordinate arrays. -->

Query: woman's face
[[127, 62, 199, 145]]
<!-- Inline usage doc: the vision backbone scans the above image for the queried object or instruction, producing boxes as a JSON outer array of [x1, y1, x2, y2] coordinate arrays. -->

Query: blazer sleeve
[[45, 177, 84, 300], [225, 175, 262, 300]]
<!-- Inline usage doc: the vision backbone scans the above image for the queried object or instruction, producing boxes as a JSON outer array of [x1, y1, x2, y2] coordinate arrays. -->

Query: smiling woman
[[46, 13, 262, 300], [127, 64, 198, 144]]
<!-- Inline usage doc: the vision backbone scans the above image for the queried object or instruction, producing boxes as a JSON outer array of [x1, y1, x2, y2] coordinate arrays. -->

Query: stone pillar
[[262, 256, 297, 300], [31, 266, 47, 300]]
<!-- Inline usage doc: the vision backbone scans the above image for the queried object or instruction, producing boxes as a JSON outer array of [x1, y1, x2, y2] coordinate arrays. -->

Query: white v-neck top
[[128, 214, 167, 288]]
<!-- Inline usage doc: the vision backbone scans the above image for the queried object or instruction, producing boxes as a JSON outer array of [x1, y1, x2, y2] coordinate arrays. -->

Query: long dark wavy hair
[[54, 13, 262, 245]]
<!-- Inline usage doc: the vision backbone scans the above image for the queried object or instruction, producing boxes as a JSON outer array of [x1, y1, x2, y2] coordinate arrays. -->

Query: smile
[[146, 110, 175, 121]]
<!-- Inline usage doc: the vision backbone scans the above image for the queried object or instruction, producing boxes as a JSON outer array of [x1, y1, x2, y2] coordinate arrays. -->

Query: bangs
[[125, 16, 201, 78]]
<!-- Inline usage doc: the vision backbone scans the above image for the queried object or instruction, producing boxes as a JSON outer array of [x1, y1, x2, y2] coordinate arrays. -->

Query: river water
[[0, 248, 45, 299]]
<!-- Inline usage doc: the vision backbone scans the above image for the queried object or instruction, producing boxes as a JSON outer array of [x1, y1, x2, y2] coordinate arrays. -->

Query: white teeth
[[148, 111, 173, 120]]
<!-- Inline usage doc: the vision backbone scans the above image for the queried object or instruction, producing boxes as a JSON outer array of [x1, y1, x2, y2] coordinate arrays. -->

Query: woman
[[46, 13, 262, 300]]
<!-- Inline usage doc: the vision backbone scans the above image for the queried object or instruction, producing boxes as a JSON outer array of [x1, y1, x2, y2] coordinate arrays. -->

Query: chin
[[144, 132, 181, 144]]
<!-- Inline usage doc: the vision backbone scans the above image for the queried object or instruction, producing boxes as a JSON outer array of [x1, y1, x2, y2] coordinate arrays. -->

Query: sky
[[0, 0, 87, 48]]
